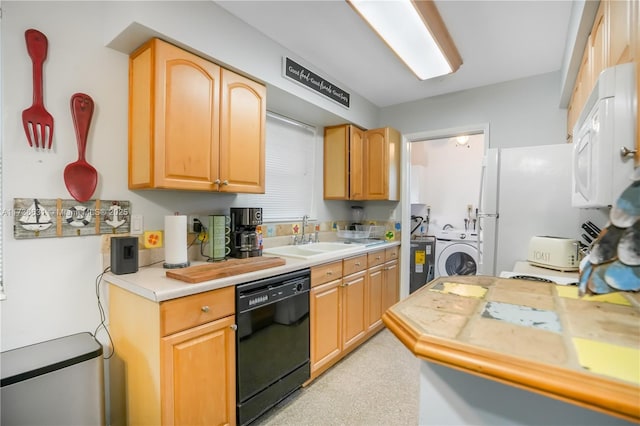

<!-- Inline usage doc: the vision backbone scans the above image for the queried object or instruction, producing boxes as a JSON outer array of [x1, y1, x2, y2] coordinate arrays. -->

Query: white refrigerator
[[478, 144, 583, 275]]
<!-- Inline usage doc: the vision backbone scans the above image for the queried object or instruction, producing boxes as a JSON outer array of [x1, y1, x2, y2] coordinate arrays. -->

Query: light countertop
[[105, 241, 400, 302], [383, 275, 640, 423]]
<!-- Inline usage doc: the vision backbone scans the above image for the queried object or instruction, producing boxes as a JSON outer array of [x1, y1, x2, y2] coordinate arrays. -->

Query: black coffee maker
[[229, 207, 262, 258]]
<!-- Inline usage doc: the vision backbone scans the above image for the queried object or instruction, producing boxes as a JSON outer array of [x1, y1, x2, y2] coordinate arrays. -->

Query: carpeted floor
[[254, 328, 420, 426]]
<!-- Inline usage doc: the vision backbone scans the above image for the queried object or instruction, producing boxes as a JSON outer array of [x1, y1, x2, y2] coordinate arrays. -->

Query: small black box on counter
[[110, 236, 139, 275]]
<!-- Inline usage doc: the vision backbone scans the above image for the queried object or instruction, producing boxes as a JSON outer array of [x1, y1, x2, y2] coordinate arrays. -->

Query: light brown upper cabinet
[[129, 38, 266, 193], [363, 127, 401, 200], [608, 0, 637, 67], [567, 0, 638, 153], [323, 124, 400, 200], [324, 124, 365, 200]]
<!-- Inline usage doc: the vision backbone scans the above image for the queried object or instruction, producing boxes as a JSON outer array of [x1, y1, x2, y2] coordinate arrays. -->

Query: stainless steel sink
[[262, 242, 364, 259]]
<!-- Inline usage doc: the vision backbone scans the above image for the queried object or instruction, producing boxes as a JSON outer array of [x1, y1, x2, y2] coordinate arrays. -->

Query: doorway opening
[[399, 124, 493, 297], [409, 132, 485, 237]]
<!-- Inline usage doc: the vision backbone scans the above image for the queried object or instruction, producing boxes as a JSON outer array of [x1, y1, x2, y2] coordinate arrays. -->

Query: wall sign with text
[[283, 57, 350, 108]]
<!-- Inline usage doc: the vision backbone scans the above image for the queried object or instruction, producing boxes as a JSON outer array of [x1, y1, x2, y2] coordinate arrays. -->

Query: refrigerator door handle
[[477, 213, 499, 218]]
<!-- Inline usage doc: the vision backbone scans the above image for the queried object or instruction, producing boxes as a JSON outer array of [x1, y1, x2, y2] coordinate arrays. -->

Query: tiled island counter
[[383, 275, 639, 425]]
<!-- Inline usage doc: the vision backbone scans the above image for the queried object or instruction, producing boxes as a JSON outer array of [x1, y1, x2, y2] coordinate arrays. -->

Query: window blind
[[236, 112, 317, 222]]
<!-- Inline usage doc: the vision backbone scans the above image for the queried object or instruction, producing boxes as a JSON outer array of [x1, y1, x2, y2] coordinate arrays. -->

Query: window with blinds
[[236, 112, 317, 222]]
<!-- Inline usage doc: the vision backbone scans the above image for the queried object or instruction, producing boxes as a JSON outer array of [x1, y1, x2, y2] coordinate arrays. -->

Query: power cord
[[95, 228, 207, 358], [195, 224, 215, 261], [94, 266, 115, 359]]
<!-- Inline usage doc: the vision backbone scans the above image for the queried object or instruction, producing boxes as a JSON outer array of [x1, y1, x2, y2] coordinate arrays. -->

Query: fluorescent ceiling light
[[347, 0, 462, 80]]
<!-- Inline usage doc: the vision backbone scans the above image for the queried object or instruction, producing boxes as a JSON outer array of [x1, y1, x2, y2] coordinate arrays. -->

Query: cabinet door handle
[[222, 180, 229, 186], [214, 179, 221, 185], [621, 146, 637, 158], [230, 324, 238, 331], [201, 306, 210, 313], [355, 262, 361, 266], [326, 271, 333, 276]]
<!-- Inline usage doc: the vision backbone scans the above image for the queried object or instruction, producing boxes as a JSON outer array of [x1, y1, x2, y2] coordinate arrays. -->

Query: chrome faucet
[[302, 215, 309, 242], [293, 215, 312, 245]]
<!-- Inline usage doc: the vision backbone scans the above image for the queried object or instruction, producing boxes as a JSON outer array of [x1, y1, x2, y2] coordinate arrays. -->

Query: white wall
[[410, 135, 484, 232], [2, 1, 131, 352], [380, 71, 567, 149], [0, 1, 372, 352]]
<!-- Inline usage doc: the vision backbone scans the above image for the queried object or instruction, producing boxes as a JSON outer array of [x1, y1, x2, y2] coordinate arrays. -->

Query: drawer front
[[385, 246, 399, 262], [368, 250, 385, 267], [311, 261, 343, 287], [160, 286, 235, 336], [343, 254, 368, 276]]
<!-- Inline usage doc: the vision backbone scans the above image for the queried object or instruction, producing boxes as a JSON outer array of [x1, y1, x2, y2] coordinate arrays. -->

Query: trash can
[[1, 332, 105, 425]]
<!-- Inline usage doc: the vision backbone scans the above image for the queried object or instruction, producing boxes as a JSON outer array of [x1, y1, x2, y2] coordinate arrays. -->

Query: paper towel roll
[[164, 215, 189, 268]]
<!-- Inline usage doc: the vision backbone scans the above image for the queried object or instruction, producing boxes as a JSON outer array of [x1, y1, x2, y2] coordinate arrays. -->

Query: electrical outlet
[[188, 215, 202, 233], [131, 214, 143, 235], [143, 231, 163, 248]]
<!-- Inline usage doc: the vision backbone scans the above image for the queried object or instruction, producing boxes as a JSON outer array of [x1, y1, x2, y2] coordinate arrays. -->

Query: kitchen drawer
[[368, 250, 385, 268], [343, 254, 368, 276], [160, 286, 235, 336], [311, 261, 343, 287], [385, 246, 399, 262]]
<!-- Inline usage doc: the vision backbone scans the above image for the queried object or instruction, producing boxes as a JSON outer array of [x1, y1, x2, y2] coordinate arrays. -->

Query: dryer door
[[437, 243, 478, 276]]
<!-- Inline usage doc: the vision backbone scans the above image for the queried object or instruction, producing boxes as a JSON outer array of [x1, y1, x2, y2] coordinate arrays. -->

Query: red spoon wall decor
[[64, 93, 98, 202], [22, 29, 54, 149]]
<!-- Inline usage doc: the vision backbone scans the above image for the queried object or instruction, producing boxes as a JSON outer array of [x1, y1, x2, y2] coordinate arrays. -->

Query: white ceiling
[[215, 0, 575, 108]]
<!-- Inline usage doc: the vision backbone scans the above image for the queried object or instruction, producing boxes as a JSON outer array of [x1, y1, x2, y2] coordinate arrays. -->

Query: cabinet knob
[[222, 180, 229, 186], [326, 271, 333, 275], [214, 179, 221, 185], [620, 146, 637, 158], [201, 306, 210, 313], [355, 262, 361, 266], [230, 324, 238, 331]]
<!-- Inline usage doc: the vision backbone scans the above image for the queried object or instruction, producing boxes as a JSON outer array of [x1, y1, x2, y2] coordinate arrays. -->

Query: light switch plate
[[131, 214, 143, 235]]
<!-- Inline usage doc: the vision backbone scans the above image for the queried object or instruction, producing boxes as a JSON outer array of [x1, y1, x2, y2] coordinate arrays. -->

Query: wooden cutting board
[[166, 256, 286, 284]]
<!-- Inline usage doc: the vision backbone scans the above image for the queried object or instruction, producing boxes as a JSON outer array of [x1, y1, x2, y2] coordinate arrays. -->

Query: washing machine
[[434, 229, 479, 277]]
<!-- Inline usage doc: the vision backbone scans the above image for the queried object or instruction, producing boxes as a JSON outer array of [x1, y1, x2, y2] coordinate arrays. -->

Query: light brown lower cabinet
[[309, 246, 400, 382], [310, 278, 342, 375], [161, 316, 236, 426], [366, 264, 384, 332], [109, 284, 236, 426], [341, 270, 368, 352], [382, 258, 399, 312]]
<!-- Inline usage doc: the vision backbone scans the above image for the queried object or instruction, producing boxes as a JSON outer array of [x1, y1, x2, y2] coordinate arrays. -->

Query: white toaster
[[527, 236, 580, 271]]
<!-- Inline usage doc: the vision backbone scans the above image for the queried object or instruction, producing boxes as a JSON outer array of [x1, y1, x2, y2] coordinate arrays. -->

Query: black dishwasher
[[236, 268, 310, 425]]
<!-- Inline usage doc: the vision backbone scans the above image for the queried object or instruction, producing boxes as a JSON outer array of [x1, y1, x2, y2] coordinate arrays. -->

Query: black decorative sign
[[283, 57, 350, 108]]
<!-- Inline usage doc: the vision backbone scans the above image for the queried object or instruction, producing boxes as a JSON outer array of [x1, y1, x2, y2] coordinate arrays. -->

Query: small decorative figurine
[[578, 168, 640, 295]]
